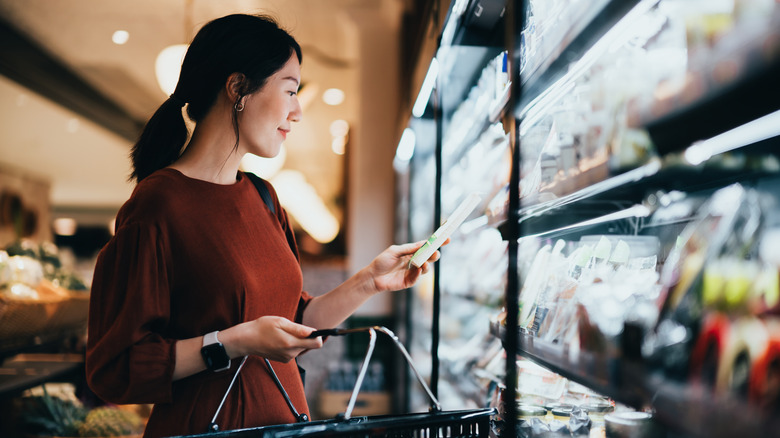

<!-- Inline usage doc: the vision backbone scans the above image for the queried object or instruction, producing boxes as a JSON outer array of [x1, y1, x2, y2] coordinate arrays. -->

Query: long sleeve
[[86, 220, 177, 404]]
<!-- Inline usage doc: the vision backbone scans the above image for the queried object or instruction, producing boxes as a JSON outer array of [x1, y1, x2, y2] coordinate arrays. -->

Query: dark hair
[[130, 14, 302, 182]]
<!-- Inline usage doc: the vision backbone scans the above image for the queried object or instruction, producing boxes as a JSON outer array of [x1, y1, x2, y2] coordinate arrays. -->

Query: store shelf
[[643, 56, 780, 155], [493, 148, 780, 239], [493, 322, 780, 438], [491, 321, 645, 408], [0, 353, 83, 398], [0, 326, 86, 363], [515, 0, 641, 116]]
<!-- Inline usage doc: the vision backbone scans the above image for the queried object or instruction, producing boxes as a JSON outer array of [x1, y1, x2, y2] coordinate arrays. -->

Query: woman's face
[[238, 54, 302, 158]]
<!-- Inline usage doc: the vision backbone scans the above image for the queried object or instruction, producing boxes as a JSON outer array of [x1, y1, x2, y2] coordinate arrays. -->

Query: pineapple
[[19, 385, 88, 437], [77, 406, 144, 437]]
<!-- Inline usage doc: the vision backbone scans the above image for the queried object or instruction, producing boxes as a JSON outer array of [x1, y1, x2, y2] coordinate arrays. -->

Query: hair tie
[[169, 94, 186, 107]]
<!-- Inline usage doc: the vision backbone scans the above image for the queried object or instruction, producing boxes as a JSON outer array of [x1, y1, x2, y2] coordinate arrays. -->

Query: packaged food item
[[518, 242, 553, 329], [604, 411, 663, 438], [656, 184, 764, 324], [517, 403, 547, 421], [582, 400, 615, 429], [551, 405, 573, 422], [689, 312, 730, 387], [517, 358, 567, 401], [749, 318, 780, 413], [716, 317, 769, 396]]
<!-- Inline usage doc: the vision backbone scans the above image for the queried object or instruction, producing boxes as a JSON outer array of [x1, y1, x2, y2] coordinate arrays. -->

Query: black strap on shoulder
[[245, 171, 276, 215]]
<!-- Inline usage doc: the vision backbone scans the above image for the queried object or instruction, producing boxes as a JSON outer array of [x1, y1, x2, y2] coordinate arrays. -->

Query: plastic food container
[[583, 400, 615, 428], [551, 405, 574, 422], [604, 411, 663, 438], [544, 402, 574, 422], [517, 403, 547, 421]]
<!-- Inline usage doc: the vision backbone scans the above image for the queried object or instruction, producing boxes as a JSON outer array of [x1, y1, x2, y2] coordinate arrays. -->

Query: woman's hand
[[298, 239, 448, 331], [366, 239, 447, 293], [225, 316, 323, 363]]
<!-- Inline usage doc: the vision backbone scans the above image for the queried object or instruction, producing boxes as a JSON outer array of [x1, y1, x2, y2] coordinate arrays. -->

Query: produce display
[[18, 385, 146, 438], [0, 240, 89, 349]]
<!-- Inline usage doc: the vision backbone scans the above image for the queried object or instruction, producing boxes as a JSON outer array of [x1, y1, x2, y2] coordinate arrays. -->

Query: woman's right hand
[[225, 315, 323, 363]]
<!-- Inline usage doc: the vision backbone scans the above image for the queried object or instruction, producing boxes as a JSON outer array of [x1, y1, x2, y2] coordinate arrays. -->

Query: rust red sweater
[[87, 169, 312, 437]]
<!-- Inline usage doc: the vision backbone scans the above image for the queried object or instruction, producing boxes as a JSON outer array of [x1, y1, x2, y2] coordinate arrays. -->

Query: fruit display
[[0, 240, 89, 351], [17, 385, 146, 438]]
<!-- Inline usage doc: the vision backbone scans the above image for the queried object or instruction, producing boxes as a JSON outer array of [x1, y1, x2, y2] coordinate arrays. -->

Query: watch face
[[201, 343, 230, 371]]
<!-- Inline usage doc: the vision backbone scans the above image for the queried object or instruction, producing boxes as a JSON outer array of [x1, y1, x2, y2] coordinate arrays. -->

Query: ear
[[225, 72, 247, 104]]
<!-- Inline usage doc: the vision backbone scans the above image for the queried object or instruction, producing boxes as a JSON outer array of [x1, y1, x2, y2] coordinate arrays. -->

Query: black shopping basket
[[167, 326, 496, 438]]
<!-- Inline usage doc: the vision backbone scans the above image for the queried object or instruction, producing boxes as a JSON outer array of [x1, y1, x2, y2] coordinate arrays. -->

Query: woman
[[86, 14, 439, 438]]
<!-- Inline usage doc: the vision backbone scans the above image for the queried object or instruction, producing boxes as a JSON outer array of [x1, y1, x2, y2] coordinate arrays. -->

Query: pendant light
[[155, 0, 193, 96]]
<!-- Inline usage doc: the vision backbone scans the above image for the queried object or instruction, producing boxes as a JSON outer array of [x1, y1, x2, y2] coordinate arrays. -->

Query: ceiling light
[[331, 136, 346, 155], [155, 44, 188, 96], [413, 58, 439, 118], [271, 170, 340, 243], [240, 146, 287, 179], [322, 88, 345, 106], [329, 119, 349, 138], [112, 30, 130, 45], [53, 218, 77, 236]]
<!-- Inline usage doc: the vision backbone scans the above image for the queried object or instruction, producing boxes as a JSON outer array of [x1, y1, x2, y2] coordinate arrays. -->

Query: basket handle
[[311, 325, 442, 418]]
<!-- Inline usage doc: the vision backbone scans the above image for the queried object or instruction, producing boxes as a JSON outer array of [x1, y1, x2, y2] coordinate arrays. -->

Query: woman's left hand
[[367, 239, 448, 293]]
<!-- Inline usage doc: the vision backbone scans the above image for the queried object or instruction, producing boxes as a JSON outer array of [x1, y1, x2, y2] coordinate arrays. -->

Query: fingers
[[391, 240, 426, 256], [283, 322, 323, 349], [278, 317, 316, 338], [267, 317, 324, 358], [406, 248, 441, 273]]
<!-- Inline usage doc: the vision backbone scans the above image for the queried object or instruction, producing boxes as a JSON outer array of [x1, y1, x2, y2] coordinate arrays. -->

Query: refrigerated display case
[[396, 0, 780, 437]]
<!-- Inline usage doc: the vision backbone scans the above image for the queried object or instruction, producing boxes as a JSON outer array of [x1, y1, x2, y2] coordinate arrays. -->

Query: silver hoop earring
[[235, 101, 245, 112]]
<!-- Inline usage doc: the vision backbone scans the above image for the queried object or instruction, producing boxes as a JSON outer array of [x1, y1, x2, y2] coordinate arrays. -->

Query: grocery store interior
[[1, 0, 780, 437]]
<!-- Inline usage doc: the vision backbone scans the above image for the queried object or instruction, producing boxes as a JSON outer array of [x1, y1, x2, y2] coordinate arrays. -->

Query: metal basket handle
[[208, 325, 442, 432], [310, 325, 442, 419]]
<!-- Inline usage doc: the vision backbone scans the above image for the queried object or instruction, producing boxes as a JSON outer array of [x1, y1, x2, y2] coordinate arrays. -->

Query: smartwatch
[[201, 331, 231, 372]]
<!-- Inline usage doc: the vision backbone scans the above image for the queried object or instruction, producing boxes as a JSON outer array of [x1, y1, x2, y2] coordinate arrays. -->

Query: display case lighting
[[521, 204, 652, 241], [395, 128, 416, 163], [684, 109, 780, 165], [412, 58, 439, 118]]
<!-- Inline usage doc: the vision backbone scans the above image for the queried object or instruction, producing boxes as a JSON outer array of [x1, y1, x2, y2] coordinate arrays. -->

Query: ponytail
[[129, 96, 189, 182]]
